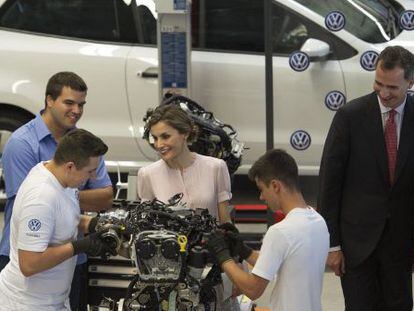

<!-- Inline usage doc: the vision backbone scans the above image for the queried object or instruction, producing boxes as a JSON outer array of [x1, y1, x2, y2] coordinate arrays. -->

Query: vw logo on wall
[[28, 219, 41, 231], [360, 51, 379, 71], [289, 51, 310, 72], [325, 91, 346, 111], [290, 130, 311, 151], [325, 11, 346, 32], [400, 10, 414, 31]]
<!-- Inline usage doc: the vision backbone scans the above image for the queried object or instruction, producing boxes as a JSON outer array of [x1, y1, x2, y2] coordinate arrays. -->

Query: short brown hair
[[248, 149, 300, 191], [144, 105, 198, 143], [377, 46, 414, 80], [44, 71, 87, 108], [54, 129, 108, 169]]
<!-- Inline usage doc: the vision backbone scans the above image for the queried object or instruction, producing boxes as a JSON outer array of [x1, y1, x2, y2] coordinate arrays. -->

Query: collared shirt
[[378, 95, 406, 147], [0, 112, 111, 264]]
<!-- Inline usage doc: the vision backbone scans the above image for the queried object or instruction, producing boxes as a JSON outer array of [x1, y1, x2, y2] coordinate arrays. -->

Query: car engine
[[94, 194, 222, 311]]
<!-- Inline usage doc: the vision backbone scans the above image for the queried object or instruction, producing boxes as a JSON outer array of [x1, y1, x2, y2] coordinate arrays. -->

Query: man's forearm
[[18, 243, 74, 277], [79, 186, 113, 212], [222, 259, 267, 300], [245, 250, 259, 266]]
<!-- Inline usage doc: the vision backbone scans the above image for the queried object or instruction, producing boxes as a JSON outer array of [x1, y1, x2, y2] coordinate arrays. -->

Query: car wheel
[[0, 110, 34, 206]]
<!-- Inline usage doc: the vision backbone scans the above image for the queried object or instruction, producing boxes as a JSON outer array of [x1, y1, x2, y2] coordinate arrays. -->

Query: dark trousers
[[341, 225, 413, 311], [0, 255, 9, 271], [70, 263, 88, 311]]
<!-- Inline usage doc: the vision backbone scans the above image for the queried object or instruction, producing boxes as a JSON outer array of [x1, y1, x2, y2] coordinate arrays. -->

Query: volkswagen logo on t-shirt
[[325, 11, 346, 32], [360, 51, 379, 71], [290, 130, 311, 151], [400, 10, 414, 31], [28, 219, 41, 231], [289, 51, 310, 72], [325, 91, 346, 111]]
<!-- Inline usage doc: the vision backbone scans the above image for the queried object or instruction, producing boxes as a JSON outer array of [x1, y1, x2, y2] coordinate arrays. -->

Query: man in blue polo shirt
[[0, 71, 113, 311]]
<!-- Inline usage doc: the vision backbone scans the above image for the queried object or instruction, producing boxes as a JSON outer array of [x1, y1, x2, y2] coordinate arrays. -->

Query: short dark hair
[[248, 149, 300, 191], [54, 129, 108, 169], [144, 105, 198, 143], [376, 46, 414, 80], [44, 71, 87, 107]]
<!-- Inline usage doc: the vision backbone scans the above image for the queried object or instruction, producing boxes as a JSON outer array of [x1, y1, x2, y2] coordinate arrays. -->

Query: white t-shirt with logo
[[252, 207, 329, 311], [0, 162, 80, 310]]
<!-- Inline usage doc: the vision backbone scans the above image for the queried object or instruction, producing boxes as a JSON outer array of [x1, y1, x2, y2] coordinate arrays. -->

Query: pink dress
[[137, 153, 232, 219]]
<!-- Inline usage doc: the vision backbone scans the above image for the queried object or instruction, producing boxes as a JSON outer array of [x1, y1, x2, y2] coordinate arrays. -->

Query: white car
[[0, 0, 413, 177]]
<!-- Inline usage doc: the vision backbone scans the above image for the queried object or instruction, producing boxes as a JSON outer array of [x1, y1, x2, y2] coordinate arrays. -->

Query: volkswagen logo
[[408, 89, 414, 98], [290, 130, 311, 151], [289, 51, 310, 72], [325, 11, 346, 32], [28, 219, 41, 231], [325, 91, 346, 111], [360, 51, 379, 71], [400, 10, 414, 31]]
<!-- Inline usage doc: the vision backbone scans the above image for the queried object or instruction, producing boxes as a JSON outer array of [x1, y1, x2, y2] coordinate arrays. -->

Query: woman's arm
[[218, 201, 231, 223]]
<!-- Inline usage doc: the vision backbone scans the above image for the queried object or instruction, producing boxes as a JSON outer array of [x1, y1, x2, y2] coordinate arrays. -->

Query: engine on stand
[[93, 194, 221, 311]]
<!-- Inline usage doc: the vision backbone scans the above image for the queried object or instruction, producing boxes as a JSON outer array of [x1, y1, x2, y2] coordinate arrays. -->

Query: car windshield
[[294, 0, 405, 43]]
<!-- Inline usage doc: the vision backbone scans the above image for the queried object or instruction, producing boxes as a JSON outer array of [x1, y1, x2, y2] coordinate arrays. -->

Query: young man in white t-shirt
[[0, 129, 115, 311], [207, 149, 330, 311]]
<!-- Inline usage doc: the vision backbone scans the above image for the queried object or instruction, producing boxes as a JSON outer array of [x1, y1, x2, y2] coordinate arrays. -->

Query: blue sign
[[325, 11, 346, 32], [174, 0, 187, 10], [289, 51, 310, 72], [325, 91, 346, 111], [28, 219, 41, 231], [290, 130, 311, 151], [161, 32, 187, 88], [360, 51, 379, 71]]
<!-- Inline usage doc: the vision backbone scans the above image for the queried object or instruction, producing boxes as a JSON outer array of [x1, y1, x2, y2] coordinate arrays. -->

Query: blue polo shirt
[[0, 112, 112, 264]]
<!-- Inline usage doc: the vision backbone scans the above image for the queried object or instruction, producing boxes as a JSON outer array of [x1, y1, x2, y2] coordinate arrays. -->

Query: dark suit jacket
[[319, 92, 414, 268]]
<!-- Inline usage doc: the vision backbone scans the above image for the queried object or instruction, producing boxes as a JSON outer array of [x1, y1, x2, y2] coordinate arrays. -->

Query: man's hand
[[327, 250, 345, 277], [218, 222, 253, 261], [218, 222, 239, 234], [71, 231, 117, 259], [206, 230, 232, 266], [226, 232, 253, 261], [87, 216, 99, 234]]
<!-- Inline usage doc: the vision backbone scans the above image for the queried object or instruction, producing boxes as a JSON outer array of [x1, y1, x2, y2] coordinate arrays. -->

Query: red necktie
[[384, 109, 397, 184]]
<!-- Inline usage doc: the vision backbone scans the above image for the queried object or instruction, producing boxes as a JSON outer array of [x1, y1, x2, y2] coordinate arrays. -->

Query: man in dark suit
[[319, 45, 414, 311]]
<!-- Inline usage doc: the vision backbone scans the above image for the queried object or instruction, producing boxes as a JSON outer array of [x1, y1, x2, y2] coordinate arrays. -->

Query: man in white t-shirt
[[0, 129, 115, 311], [207, 149, 329, 311]]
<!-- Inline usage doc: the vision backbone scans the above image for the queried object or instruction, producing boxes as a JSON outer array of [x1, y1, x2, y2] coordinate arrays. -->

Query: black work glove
[[206, 230, 232, 266], [71, 232, 117, 259], [226, 231, 253, 261], [218, 222, 239, 234], [88, 216, 99, 234]]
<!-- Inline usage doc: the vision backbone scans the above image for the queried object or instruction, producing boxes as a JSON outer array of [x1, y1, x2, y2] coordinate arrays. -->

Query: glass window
[[0, 0, 138, 43], [294, 0, 404, 43], [192, 0, 264, 53], [192, 0, 355, 58], [273, 3, 357, 59], [136, 4, 157, 45], [272, 5, 309, 54]]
